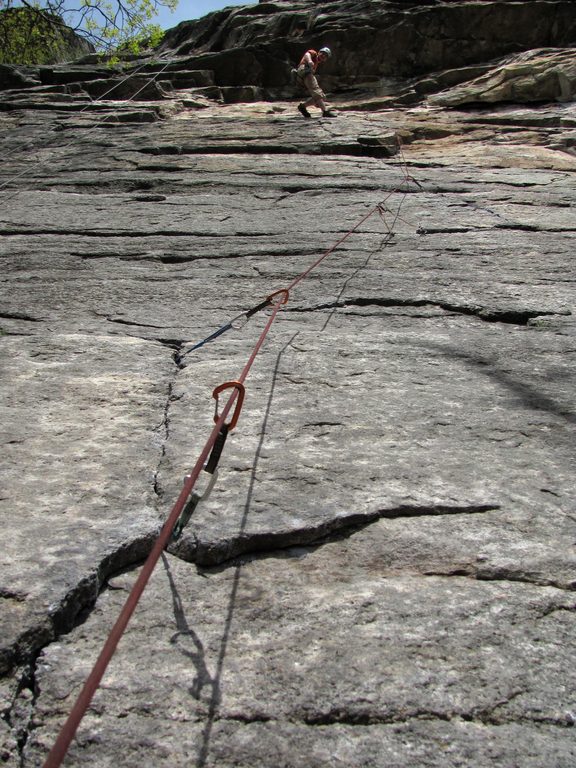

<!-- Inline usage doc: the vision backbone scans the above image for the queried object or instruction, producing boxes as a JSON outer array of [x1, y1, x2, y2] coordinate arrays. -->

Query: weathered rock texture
[[0, 1, 575, 766], [158, 0, 576, 102], [1, 1, 575, 108], [428, 48, 576, 107]]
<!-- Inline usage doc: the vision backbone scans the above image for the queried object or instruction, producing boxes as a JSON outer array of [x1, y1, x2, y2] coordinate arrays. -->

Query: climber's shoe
[[298, 103, 312, 119], [322, 110, 337, 118]]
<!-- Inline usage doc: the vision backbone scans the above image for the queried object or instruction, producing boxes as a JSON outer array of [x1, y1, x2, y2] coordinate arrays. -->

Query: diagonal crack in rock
[[188, 503, 501, 568]]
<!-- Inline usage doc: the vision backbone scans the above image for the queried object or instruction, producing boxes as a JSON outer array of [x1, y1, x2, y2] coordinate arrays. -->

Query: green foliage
[[0, 1, 178, 63], [0, 6, 71, 64]]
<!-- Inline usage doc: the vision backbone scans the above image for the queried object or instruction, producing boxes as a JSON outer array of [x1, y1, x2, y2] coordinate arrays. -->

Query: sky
[[151, 1, 253, 30]]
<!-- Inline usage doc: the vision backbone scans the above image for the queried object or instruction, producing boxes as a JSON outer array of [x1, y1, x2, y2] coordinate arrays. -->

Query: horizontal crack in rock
[[0, 228, 248, 238], [301, 297, 570, 326], [0, 588, 27, 602], [105, 316, 167, 329], [206, 703, 574, 728], [193, 504, 500, 568], [301, 708, 451, 727], [495, 222, 576, 233], [136, 143, 397, 158], [0, 311, 40, 322], [423, 568, 575, 592]]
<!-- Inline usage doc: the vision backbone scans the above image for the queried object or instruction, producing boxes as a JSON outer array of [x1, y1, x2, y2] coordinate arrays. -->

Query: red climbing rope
[[285, 151, 414, 291], [43, 159, 417, 767], [287, 198, 390, 292], [43, 297, 286, 768]]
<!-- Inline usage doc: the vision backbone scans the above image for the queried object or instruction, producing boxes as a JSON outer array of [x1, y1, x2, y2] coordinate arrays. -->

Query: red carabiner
[[212, 381, 245, 431], [266, 288, 290, 307]]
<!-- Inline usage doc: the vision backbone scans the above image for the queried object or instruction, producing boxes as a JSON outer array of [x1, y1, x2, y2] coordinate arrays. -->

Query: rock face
[[0, 1, 575, 766], [159, 0, 576, 98], [428, 48, 576, 107], [1, 1, 575, 107]]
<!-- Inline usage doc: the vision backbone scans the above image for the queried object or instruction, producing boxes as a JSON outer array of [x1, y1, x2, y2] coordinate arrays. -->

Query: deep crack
[[153, 345, 184, 501], [299, 297, 570, 326], [194, 503, 500, 568]]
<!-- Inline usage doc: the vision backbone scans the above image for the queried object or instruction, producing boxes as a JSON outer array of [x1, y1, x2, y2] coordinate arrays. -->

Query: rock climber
[[296, 46, 337, 118]]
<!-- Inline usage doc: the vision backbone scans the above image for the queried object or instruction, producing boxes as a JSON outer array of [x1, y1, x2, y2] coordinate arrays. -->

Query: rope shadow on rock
[[195, 331, 299, 767], [161, 553, 217, 703], [162, 333, 300, 767], [320, 179, 413, 334], [320, 229, 397, 333]]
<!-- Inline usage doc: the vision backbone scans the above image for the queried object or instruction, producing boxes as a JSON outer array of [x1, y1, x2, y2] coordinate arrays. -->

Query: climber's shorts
[[298, 70, 326, 106]]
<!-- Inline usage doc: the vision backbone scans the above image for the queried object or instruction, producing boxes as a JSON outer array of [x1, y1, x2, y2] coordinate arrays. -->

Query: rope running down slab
[[43, 154, 420, 767]]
